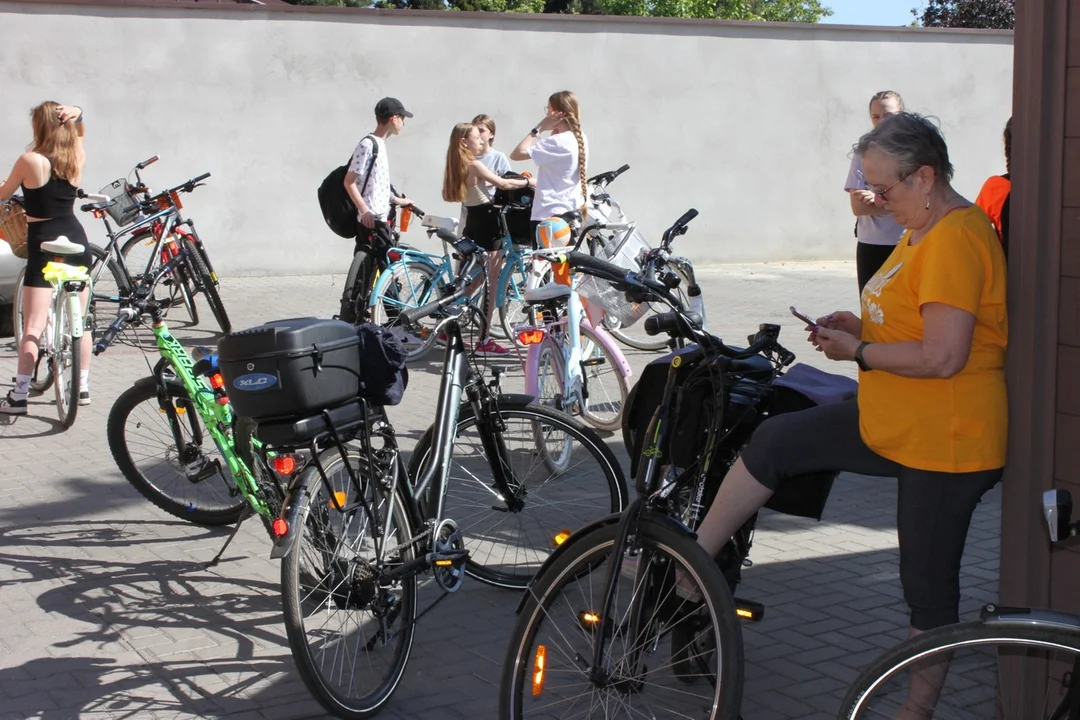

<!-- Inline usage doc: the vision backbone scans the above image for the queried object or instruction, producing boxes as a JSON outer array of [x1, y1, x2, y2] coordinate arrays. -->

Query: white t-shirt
[[477, 150, 512, 198], [349, 135, 390, 221], [845, 153, 905, 247], [527, 131, 589, 221]]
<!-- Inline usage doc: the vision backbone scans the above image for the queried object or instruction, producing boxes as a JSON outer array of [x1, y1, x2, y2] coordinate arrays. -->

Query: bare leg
[[693, 457, 775, 557], [889, 627, 949, 719], [17, 285, 52, 376]]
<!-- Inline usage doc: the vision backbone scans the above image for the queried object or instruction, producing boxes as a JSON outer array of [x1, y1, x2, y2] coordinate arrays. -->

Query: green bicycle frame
[[149, 320, 271, 518]]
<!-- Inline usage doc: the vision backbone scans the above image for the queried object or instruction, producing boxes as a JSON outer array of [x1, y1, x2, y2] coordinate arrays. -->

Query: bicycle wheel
[[13, 268, 55, 393], [409, 399, 627, 590], [500, 514, 744, 719], [838, 618, 1080, 719], [52, 291, 80, 428], [181, 234, 231, 333], [107, 378, 245, 525], [282, 447, 418, 719], [88, 243, 133, 342], [577, 325, 629, 432], [371, 260, 445, 362]]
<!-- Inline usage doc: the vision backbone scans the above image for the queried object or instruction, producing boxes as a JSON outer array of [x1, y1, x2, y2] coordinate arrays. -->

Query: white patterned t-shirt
[[348, 135, 390, 221]]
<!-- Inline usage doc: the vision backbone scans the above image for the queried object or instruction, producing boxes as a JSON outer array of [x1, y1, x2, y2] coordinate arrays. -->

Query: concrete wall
[[0, 1, 1013, 275]]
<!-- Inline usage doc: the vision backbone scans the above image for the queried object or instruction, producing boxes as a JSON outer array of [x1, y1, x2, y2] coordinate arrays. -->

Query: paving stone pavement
[[0, 261, 1000, 720]]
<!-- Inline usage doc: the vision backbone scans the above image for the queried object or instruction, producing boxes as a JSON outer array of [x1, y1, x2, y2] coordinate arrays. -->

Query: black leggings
[[741, 399, 1002, 630], [23, 215, 90, 288], [856, 242, 897, 293]]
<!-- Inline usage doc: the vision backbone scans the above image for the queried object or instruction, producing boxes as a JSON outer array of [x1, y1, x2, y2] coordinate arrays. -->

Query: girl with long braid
[[510, 91, 589, 247]]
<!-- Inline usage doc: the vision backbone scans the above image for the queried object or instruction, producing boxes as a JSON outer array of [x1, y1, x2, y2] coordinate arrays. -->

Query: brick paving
[[0, 262, 1000, 720]]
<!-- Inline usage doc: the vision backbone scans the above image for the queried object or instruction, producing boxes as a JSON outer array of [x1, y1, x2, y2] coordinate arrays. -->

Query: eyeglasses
[[868, 170, 914, 201]]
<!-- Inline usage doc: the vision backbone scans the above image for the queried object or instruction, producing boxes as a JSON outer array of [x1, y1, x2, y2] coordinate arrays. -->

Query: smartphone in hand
[[790, 306, 818, 328]]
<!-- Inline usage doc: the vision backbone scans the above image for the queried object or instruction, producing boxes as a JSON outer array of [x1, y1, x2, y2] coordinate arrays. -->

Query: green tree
[[913, 0, 1015, 29], [284, 0, 830, 17]]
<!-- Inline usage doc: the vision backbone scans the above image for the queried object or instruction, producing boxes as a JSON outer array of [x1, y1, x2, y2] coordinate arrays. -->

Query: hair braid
[[564, 115, 587, 221]]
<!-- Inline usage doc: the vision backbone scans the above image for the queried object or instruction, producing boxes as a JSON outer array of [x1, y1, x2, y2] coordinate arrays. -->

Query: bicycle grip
[[94, 309, 135, 355], [565, 251, 628, 285]]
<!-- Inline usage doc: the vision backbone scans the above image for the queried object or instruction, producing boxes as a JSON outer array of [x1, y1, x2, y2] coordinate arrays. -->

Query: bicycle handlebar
[[94, 307, 138, 355], [136, 155, 159, 171], [587, 164, 630, 186]]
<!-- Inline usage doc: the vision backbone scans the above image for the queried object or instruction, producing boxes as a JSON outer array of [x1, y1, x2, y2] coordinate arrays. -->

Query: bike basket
[[577, 274, 649, 328], [0, 200, 28, 259], [99, 178, 143, 226], [597, 226, 651, 274]]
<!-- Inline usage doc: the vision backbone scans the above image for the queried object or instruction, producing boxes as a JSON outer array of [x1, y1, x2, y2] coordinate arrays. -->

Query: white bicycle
[[584, 164, 706, 351], [12, 236, 92, 427]]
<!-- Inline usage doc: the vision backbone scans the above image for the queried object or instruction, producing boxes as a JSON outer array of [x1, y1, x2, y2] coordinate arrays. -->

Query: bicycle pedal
[[429, 549, 469, 568], [186, 458, 222, 484], [581, 357, 607, 367], [732, 597, 765, 622]]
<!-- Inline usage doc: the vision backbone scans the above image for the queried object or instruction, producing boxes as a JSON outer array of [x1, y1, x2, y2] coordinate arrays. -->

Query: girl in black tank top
[[0, 101, 89, 416]]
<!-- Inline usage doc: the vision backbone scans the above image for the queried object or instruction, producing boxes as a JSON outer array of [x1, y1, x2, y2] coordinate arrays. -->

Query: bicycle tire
[[88, 243, 135, 341], [499, 515, 744, 720], [13, 268, 55, 393], [371, 260, 445, 362], [53, 292, 80, 428], [181, 234, 231, 333], [107, 378, 246, 525], [577, 324, 629, 432], [281, 447, 418, 719], [408, 399, 627, 589], [838, 619, 1080, 720]]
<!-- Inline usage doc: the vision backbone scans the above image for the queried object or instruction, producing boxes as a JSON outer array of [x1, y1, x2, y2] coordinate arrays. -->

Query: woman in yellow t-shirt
[[688, 112, 1007, 713]]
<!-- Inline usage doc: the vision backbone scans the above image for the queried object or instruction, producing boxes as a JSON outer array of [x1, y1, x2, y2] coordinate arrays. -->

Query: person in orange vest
[[975, 117, 1011, 259]]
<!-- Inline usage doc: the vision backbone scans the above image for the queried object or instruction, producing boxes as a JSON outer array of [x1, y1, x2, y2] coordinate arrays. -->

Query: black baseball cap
[[375, 97, 413, 120]]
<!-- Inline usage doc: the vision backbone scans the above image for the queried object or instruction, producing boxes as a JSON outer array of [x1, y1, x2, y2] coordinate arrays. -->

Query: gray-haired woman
[[682, 113, 1008, 714]]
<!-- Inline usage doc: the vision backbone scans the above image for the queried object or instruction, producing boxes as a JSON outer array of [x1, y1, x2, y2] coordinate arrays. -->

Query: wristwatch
[[530, 127, 539, 137], [854, 341, 872, 372]]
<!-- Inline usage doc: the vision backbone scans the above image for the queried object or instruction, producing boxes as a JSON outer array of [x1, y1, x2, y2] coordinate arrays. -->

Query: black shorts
[[23, 215, 90, 289], [741, 399, 1002, 630]]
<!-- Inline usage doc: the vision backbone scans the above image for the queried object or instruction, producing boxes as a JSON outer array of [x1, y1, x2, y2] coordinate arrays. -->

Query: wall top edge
[[0, 0, 1016, 38]]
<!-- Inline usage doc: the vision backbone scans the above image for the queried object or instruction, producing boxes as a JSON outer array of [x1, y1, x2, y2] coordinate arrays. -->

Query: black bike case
[[217, 317, 361, 421]]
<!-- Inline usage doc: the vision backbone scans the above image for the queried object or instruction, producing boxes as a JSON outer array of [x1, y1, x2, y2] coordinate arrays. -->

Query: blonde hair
[[548, 91, 587, 219], [28, 101, 81, 182], [442, 123, 476, 203]]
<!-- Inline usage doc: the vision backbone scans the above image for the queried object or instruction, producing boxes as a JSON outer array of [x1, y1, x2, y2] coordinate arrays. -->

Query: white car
[[0, 240, 26, 337]]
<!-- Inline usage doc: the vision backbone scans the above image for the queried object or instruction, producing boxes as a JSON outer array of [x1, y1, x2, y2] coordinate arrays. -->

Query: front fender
[[514, 509, 698, 614]]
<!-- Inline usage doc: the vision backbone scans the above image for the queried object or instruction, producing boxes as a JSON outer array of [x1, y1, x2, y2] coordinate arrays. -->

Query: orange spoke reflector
[[532, 645, 546, 697], [272, 518, 289, 537], [330, 491, 347, 509], [517, 329, 545, 345], [209, 373, 225, 390], [552, 529, 572, 547], [271, 455, 299, 476], [400, 206, 412, 232], [580, 611, 600, 624]]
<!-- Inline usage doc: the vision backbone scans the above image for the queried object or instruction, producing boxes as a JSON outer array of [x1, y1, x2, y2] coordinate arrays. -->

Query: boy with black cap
[[340, 97, 414, 321]]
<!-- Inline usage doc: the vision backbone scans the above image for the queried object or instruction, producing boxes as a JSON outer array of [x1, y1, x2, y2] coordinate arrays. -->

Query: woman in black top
[[0, 101, 89, 415]]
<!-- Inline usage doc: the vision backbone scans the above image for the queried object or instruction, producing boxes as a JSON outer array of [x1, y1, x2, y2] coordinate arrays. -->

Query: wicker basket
[[0, 200, 29, 259]]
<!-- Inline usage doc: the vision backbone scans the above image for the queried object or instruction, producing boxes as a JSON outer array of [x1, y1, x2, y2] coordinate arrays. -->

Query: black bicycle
[[227, 229, 628, 718], [498, 209, 826, 720]]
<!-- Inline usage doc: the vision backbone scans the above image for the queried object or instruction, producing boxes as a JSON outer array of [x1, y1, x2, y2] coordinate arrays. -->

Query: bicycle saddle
[[40, 237, 84, 256], [524, 282, 572, 303], [421, 215, 458, 232]]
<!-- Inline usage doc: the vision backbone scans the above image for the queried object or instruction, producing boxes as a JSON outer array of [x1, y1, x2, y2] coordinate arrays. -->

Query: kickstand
[[204, 507, 254, 569]]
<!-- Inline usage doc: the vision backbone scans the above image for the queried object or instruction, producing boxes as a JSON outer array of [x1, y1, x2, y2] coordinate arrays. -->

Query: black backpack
[[318, 135, 378, 239]]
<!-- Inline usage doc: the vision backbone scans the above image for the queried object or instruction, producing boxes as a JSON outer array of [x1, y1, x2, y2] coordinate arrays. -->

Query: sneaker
[[79, 390, 91, 407], [474, 339, 511, 356], [0, 391, 27, 416]]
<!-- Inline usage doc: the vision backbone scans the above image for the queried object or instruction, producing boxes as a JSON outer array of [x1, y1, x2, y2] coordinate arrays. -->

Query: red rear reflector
[[272, 518, 289, 537], [388, 250, 403, 262], [272, 455, 298, 476], [517, 329, 545, 345], [209, 373, 225, 390]]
